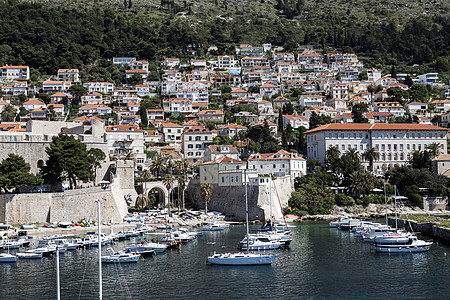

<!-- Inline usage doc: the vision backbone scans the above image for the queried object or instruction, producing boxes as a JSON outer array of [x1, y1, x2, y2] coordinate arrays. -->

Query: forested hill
[[0, 0, 448, 74]]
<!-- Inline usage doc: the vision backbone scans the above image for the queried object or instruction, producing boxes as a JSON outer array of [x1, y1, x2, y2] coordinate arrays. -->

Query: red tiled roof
[[305, 123, 447, 134]]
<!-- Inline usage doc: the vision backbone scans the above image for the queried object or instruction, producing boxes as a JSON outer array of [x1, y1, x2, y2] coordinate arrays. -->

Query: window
[[196, 144, 201, 149], [260, 165, 263, 169], [393, 144, 397, 151], [221, 177, 225, 183], [189, 136, 192, 141], [341, 145, 345, 150], [382, 153, 386, 160], [400, 144, 403, 151], [388, 154, 392, 160], [195, 136, 201, 141], [400, 153, 404, 160], [188, 152, 193, 156], [381, 144, 385, 151], [407, 144, 410, 150], [273, 164, 276, 168], [388, 144, 391, 151], [205, 136, 208, 141], [188, 144, 193, 149], [413, 144, 415, 150], [196, 152, 201, 156], [204, 176, 207, 180], [236, 176, 239, 182], [375, 144, 379, 150]]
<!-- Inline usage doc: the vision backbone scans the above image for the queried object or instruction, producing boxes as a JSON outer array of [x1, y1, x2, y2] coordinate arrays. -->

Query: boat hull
[[373, 243, 432, 253], [208, 254, 276, 265]]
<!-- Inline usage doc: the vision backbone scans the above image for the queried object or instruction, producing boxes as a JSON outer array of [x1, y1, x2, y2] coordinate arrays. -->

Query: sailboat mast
[[56, 245, 60, 300], [384, 180, 388, 226], [97, 200, 103, 300], [394, 185, 397, 230], [269, 175, 273, 226], [245, 169, 249, 254]]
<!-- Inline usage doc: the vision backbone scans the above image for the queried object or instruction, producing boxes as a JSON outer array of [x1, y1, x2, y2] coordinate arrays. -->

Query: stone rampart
[[187, 176, 292, 221], [0, 181, 129, 225]]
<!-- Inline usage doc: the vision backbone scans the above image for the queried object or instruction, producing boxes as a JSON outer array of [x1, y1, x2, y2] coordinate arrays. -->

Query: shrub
[[408, 193, 423, 207], [360, 195, 384, 205], [334, 193, 355, 206]]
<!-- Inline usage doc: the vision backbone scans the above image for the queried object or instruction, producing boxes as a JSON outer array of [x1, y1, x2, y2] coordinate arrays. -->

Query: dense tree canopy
[[41, 134, 102, 189], [0, 154, 43, 192], [0, 1, 448, 74]]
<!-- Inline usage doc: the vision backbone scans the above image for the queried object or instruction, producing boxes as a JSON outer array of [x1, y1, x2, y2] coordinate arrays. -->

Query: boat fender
[[288, 256, 290, 259]]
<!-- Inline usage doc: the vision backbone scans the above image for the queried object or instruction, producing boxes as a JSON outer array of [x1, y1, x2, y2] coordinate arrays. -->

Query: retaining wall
[[0, 182, 129, 225], [389, 217, 450, 243], [187, 177, 292, 222]]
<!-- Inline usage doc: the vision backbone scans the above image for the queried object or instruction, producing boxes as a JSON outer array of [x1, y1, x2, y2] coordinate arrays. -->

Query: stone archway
[[142, 181, 169, 206], [147, 187, 166, 208]]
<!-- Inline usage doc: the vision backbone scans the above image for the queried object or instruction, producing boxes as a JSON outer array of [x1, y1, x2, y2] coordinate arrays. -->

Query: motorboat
[[54, 239, 78, 250], [0, 253, 17, 263], [202, 222, 227, 231], [338, 219, 361, 230], [101, 248, 141, 263], [207, 252, 276, 265], [16, 252, 43, 259], [240, 236, 281, 251], [329, 217, 350, 228], [124, 242, 167, 254], [373, 236, 433, 253], [372, 233, 412, 244], [1, 240, 26, 250]]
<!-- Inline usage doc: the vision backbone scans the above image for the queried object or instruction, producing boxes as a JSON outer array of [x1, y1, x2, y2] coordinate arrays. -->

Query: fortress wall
[[0, 182, 128, 225]]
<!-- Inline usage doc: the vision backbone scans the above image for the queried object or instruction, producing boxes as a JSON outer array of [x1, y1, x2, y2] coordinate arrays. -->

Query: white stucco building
[[305, 123, 448, 174]]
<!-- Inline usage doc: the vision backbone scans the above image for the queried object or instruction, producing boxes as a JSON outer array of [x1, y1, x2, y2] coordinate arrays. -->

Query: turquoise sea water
[[1, 222, 449, 299]]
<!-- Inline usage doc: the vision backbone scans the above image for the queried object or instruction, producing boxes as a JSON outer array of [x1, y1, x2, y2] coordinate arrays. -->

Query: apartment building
[[182, 126, 215, 163]]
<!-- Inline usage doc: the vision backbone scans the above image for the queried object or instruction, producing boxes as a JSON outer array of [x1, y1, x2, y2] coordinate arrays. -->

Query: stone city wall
[[187, 176, 292, 221], [0, 184, 129, 225]]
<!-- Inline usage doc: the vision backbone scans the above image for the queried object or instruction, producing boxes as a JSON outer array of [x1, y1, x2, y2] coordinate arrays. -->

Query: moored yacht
[[208, 252, 276, 265], [373, 236, 433, 253]]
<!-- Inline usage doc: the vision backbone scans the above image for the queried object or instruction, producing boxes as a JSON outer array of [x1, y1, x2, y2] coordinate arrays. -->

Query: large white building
[[305, 123, 448, 174], [248, 149, 307, 180]]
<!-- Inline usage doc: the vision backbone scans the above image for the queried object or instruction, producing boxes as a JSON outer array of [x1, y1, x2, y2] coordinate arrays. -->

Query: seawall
[[187, 176, 292, 221], [389, 217, 450, 243], [0, 182, 130, 225]]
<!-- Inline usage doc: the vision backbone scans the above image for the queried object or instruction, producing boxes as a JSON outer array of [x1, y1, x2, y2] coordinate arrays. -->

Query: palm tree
[[177, 174, 188, 210], [175, 159, 190, 175], [163, 174, 174, 213], [362, 147, 380, 173], [426, 142, 441, 159], [150, 156, 166, 179], [141, 169, 152, 182], [348, 170, 376, 197], [135, 194, 150, 211], [200, 183, 212, 215]]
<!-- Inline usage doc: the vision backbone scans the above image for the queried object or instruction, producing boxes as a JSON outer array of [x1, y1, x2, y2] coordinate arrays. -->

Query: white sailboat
[[207, 169, 276, 266], [0, 215, 17, 263]]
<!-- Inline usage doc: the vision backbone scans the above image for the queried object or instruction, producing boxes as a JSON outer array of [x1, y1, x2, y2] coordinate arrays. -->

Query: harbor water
[[1, 222, 450, 299]]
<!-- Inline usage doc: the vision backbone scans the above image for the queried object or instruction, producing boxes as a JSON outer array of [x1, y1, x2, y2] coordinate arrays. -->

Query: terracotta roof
[[305, 123, 447, 134], [216, 156, 244, 163], [231, 88, 247, 93], [161, 121, 183, 128], [218, 123, 246, 130], [51, 92, 72, 98], [24, 99, 45, 105], [248, 149, 305, 161], [73, 115, 104, 122]]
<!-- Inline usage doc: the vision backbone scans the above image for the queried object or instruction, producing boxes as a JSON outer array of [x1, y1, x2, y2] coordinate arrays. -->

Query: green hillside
[[0, 0, 448, 74]]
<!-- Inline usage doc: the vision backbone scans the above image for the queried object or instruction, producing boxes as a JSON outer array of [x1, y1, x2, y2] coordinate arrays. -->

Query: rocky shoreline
[[300, 204, 450, 222]]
